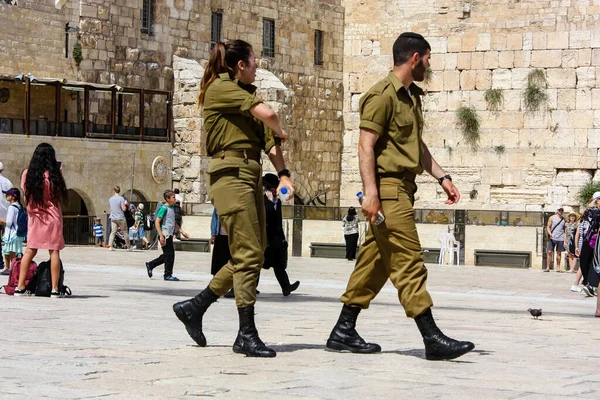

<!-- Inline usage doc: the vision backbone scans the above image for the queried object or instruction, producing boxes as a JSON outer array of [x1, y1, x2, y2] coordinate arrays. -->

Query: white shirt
[[0, 173, 13, 220]]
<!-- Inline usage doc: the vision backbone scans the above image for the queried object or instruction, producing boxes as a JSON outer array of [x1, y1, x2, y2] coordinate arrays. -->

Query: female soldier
[[173, 40, 294, 358]]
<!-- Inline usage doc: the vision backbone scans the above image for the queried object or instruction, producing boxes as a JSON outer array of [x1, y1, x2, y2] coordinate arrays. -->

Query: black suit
[[262, 195, 292, 290]]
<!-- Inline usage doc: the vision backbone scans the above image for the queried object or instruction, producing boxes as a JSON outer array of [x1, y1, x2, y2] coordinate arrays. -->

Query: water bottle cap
[[356, 191, 363, 197], [280, 188, 288, 194]]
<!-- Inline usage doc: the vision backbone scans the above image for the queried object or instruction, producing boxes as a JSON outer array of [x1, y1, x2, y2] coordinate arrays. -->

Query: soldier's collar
[[219, 72, 257, 94], [388, 71, 423, 96]]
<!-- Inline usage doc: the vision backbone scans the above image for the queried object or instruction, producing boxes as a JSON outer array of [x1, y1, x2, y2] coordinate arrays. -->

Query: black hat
[[263, 173, 279, 189]]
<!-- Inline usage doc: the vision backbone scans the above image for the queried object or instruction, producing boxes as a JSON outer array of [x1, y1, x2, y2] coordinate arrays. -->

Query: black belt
[[212, 150, 261, 163], [378, 171, 417, 181]]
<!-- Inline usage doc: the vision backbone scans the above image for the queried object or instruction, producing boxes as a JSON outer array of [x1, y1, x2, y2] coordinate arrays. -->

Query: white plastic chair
[[437, 233, 460, 265]]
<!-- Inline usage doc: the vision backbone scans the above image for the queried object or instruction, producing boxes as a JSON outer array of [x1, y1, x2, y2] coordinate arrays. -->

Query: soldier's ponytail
[[198, 40, 254, 106]]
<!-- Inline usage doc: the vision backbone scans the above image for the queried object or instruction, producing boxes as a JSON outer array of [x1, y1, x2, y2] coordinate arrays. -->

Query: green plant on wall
[[523, 69, 548, 113], [493, 145, 505, 155], [73, 42, 83, 67], [456, 106, 480, 147], [423, 68, 433, 85], [578, 182, 600, 206], [484, 89, 504, 111]]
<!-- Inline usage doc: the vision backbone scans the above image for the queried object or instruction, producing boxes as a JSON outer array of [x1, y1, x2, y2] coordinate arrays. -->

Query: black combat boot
[[232, 306, 276, 357], [172, 287, 219, 347], [414, 308, 475, 361], [326, 305, 381, 353]]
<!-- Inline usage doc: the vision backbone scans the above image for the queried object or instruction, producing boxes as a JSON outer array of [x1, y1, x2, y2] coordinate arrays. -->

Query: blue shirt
[[93, 223, 103, 237]]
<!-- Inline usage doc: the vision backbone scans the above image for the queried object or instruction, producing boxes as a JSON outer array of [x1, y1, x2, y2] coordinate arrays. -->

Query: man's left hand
[[277, 176, 295, 199], [442, 180, 461, 205]]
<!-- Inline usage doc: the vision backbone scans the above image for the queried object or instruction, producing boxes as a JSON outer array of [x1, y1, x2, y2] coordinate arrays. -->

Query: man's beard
[[412, 59, 426, 82]]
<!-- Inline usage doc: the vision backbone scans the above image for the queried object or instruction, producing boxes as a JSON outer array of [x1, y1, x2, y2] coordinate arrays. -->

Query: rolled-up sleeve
[[359, 92, 391, 136], [262, 124, 281, 153], [209, 81, 263, 117]]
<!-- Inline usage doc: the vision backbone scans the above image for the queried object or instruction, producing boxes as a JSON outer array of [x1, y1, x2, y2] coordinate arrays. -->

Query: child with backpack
[[1, 188, 26, 274]]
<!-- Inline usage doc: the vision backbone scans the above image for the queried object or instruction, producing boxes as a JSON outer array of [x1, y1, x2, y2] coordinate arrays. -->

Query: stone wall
[[341, 0, 600, 213], [0, 0, 79, 78]]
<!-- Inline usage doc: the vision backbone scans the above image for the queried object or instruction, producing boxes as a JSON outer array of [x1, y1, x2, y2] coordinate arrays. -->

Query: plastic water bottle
[[279, 186, 292, 201], [357, 191, 385, 225]]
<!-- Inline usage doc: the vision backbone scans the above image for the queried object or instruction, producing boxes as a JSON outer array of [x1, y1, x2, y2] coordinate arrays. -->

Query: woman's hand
[[277, 176, 295, 199]]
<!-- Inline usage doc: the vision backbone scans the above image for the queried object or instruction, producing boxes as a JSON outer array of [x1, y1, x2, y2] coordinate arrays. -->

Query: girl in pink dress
[[15, 143, 68, 297]]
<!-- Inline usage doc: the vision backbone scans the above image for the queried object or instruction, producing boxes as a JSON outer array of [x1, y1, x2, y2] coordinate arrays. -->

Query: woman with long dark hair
[[342, 207, 360, 261], [15, 143, 68, 297], [173, 40, 294, 357]]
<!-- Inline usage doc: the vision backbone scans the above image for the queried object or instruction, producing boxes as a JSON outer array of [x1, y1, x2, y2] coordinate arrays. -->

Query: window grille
[[314, 30, 324, 65], [262, 19, 275, 58], [141, 0, 153, 35], [211, 11, 223, 48]]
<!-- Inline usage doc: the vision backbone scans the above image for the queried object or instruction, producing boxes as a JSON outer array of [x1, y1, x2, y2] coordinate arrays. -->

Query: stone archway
[[63, 189, 93, 216]]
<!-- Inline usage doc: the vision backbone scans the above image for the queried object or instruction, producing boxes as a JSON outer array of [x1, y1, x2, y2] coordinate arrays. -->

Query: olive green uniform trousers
[[340, 177, 434, 318], [207, 157, 266, 307]]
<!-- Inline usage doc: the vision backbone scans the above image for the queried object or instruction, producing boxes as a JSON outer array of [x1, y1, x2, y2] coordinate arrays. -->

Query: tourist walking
[[0, 161, 13, 274], [1, 188, 25, 273], [108, 186, 132, 251], [324, 33, 474, 360], [14, 143, 68, 297], [133, 203, 149, 250], [145, 190, 189, 281], [342, 207, 360, 261], [172, 39, 294, 358], [546, 207, 566, 272], [259, 173, 299, 296], [174, 188, 184, 240]]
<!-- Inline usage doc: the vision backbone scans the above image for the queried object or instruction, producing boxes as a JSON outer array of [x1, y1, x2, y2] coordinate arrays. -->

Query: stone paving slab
[[1, 246, 599, 399]]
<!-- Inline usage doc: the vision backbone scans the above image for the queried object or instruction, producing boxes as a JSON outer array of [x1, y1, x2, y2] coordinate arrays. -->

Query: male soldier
[[325, 33, 475, 361]]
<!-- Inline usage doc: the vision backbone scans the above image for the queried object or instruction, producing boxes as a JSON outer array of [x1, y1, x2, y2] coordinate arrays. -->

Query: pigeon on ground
[[528, 308, 542, 319]]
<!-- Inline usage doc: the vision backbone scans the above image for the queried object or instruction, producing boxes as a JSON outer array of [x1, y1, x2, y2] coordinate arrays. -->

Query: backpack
[[33, 260, 72, 297], [144, 213, 154, 231], [0, 258, 37, 295], [583, 209, 600, 248], [11, 203, 28, 238]]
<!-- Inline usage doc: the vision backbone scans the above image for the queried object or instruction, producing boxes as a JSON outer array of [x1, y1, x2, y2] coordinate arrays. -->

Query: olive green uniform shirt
[[203, 72, 280, 156], [359, 71, 425, 177]]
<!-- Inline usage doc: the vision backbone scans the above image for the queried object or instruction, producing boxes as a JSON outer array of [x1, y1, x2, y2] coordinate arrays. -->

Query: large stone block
[[461, 33, 477, 52], [443, 71, 460, 91], [547, 31, 568, 49], [555, 170, 593, 186], [483, 51, 499, 69], [561, 50, 578, 68], [499, 51, 514, 68], [570, 30, 591, 49], [475, 70, 492, 90], [546, 69, 576, 88], [507, 33, 523, 50], [457, 53, 471, 69], [460, 70, 477, 90], [576, 89, 592, 110], [492, 69, 512, 89], [576, 67, 596, 88], [476, 33, 491, 51], [471, 52, 484, 69], [532, 32, 547, 50], [531, 50, 562, 68]]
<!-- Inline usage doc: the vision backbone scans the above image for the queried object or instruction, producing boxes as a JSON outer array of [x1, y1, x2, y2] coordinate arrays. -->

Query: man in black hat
[[260, 173, 300, 296]]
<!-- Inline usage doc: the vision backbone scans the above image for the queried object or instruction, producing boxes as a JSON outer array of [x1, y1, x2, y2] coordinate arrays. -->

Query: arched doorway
[[123, 189, 147, 204], [62, 189, 94, 245]]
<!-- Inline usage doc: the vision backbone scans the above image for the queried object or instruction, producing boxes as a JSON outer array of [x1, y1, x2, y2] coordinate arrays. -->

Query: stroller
[[112, 227, 128, 249]]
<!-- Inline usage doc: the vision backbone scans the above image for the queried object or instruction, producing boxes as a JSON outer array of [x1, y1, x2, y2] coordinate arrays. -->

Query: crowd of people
[[2, 33, 599, 363]]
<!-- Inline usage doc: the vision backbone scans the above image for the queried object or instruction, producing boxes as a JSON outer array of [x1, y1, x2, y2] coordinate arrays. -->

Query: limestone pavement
[[1, 246, 599, 399]]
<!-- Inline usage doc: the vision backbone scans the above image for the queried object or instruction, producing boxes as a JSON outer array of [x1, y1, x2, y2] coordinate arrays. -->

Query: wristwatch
[[438, 174, 452, 186], [278, 169, 291, 178]]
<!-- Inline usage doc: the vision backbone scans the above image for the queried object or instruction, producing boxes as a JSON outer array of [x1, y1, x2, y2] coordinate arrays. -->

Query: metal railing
[[63, 216, 96, 245]]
